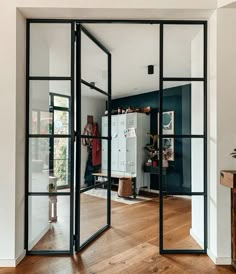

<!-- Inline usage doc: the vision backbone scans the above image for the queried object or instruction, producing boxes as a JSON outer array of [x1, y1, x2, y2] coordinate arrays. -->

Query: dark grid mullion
[[161, 250, 205, 255], [25, 20, 30, 252], [80, 181, 109, 193], [49, 94, 54, 174], [52, 106, 70, 112], [159, 23, 164, 253], [80, 24, 110, 55], [76, 20, 206, 25], [27, 250, 71, 255], [163, 77, 205, 82], [69, 21, 75, 254], [80, 135, 110, 140], [28, 19, 74, 24], [79, 225, 109, 250], [50, 92, 71, 99], [28, 134, 72, 138], [75, 24, 82, 252], [81, 79, 110, 97], [29, 76, 72, 81], [162, 192, 206, 196], [203, 22, 208, 253], [107, 52, 112, 226], [28, 192, 71, 196]]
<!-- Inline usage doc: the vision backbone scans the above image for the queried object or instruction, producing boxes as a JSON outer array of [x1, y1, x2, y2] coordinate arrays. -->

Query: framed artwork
[[162, 111, 174, 134], [157, 111, 175, 161]]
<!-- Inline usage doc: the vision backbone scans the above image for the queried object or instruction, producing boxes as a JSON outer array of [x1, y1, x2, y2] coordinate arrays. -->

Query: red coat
[[92, 123, 101, 166]]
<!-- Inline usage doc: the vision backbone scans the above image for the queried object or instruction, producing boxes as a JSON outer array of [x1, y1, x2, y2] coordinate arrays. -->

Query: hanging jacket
[[92, 123, 101, 166]]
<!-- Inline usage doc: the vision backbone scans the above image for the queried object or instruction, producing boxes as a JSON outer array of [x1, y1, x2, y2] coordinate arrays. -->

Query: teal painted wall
[[112, 84, 192, 191]]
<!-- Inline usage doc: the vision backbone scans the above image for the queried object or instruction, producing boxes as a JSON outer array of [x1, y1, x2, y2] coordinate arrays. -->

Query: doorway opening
[[25, 19, 207, 255]]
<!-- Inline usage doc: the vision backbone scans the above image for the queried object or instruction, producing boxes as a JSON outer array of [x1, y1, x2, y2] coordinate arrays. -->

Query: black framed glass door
[[159, 22, 207, 254], [26, 19, 206, 256], [25, 21, 75, 254], [75, 24, 112, 251]]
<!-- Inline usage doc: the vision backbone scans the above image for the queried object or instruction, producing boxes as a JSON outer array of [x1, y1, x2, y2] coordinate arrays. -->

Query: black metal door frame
[[25, 18, 207, 255], [158, 22, 208, 254], [74, 23, 112, 251], [25, 20, 75, 255]]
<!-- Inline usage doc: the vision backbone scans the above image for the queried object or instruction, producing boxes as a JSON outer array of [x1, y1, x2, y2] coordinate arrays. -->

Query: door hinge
[[73, 234, 79, 245]]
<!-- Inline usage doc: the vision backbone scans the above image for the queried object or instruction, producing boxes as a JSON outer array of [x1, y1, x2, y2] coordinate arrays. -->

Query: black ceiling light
[[148, 65, 154, 75]]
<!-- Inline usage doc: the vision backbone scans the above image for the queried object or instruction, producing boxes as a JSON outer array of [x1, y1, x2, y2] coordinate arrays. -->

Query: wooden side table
[[220, 170, 236, 269]]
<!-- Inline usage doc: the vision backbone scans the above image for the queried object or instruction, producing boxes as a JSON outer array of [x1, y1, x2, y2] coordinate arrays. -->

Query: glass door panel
[[163, 195, 204, 250], [26, 22, 74, 254], [30, 23, 71, 77], [159, 22, 207, 254], [76, 24, 111, 251]]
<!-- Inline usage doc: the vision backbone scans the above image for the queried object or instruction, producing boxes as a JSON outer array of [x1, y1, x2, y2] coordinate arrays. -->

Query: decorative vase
[[162, 159, 169, 167]]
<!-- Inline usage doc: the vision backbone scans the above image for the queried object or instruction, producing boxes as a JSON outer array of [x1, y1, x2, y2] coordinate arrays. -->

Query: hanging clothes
[[84, 144, 94, 186], [82, 122, 94, 186], [92, 122, 101, 166]]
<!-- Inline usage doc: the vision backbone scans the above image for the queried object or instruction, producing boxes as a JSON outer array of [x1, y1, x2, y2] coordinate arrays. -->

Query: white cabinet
[[102, 113, 150, 193], [111, 116, 119, 171]]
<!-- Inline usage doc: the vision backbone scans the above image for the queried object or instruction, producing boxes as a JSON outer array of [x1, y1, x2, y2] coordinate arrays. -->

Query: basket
[[118, 177, 133, 197]]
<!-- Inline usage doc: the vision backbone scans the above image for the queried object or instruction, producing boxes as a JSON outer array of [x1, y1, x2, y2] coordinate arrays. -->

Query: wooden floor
[[0, 195, 235, 274]]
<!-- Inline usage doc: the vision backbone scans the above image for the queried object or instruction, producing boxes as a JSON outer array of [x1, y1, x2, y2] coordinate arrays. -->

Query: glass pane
[[163, 195, 204, 250], [28, 195, 70, 251], [162, 81, 204, 135], [81, 139, 107, 190], [161, 138, 204, 193], [29, 138, 71, 192], [80, 182, 107, 245], [30, 23, 71, 77], [53, 138, 71, 188], [54, 110, 69, 135], [29, 80, 71, 134], [163, 24, 203, 78], [83, 23, 159, 95], [81, 84, 107, 137], [54, 96, 69, 108], [81, 30, 108, 92]]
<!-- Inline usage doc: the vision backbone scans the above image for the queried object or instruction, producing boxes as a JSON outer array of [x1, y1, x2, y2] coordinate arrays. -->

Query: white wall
[[215, 8, 236, 262], [0, 1, 17, 266], [207, 10, 218, 262], [16, 0, 217, 10], [15, 8, 26, 261], [218, 0, 236, 8]]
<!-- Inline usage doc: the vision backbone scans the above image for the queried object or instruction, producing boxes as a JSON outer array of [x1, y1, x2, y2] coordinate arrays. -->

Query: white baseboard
[[28, 224, 49, 250], [207, 248, 232, 265], [190, 228, 204, 249], [0, 250, 26, 267], [15, 250, 26, 266]]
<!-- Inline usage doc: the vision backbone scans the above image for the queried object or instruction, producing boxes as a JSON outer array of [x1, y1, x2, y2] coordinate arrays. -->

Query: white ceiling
[[82, 23, 203, 98], [82, 24, 159, 98], [30, 22, 204, 99]]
